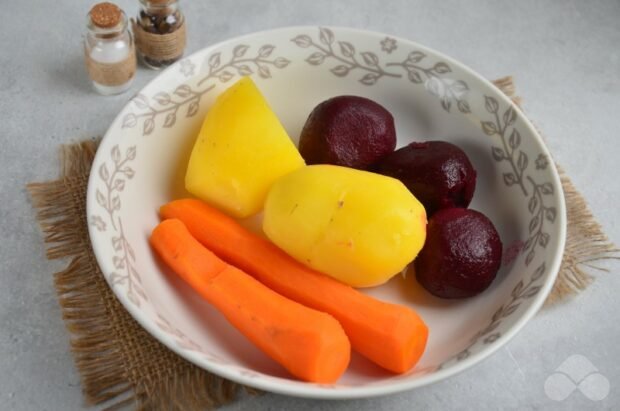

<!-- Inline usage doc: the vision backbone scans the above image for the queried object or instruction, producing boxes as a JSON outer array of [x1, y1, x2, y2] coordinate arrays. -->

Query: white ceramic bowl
[[87, 27, 566, 398]]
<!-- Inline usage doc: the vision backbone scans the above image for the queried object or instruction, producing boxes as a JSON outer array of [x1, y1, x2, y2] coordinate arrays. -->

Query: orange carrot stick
[[161, 199, 428, 373], [150, 219, 350, 383]]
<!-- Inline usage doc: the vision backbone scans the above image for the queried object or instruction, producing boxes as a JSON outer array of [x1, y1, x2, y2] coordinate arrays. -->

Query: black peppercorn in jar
[[133, 0, 186, 69]]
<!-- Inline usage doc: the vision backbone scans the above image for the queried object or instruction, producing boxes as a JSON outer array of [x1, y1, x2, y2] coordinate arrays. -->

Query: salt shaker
[[84, 2, 136, 95], [133, 0, 186, 69]]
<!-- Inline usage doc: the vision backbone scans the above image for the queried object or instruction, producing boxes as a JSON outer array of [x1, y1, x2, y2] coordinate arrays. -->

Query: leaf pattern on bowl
[[485, 95, 556, 266], [198, 44, 291, 82], [155, 313, 205, 354], [90, 215, 107, 232], [292, 27, 470, 113], [93, 144, 147, 306], [122, 87, 212, 136], [120, 44, 290, 136], [292, 28, 401, 85], [439, 262, 547, 369], [387, 55, 470, 113], [155, 312, 231, 364]]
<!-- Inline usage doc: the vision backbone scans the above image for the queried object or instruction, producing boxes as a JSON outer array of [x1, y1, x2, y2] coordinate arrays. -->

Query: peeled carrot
[[161, 199, 429, 373], [150, 218, 350, 383]]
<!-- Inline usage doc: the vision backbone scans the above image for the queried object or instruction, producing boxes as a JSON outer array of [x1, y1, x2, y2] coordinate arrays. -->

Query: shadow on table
[[47, 53, 98, 94]]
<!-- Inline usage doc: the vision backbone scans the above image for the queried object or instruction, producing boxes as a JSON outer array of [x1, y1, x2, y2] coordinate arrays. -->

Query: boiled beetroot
[[415, 208, 502, 299], [373, 141, 476, 216], [298, 96, 396, 169]]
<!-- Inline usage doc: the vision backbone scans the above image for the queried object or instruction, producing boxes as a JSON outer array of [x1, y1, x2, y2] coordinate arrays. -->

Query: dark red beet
[[298, 96, 396, 169], [415, 208, 502, 299], [373, 141, 476, 216]]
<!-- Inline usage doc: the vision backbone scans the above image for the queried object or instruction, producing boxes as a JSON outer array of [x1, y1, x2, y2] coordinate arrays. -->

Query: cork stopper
[[90, 2, 122, 28]]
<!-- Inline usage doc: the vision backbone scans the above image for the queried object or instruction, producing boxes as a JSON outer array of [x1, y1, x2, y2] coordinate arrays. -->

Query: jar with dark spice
[[133, 0, 186, 69]]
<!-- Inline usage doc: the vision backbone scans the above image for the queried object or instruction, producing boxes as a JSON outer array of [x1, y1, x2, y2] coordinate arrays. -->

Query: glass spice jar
[[133, 0, 186, 69], [84, 2, 136, 95]]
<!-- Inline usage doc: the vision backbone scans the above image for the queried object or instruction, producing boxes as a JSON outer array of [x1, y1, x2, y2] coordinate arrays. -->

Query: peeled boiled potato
[[185, 77, 305, 218], [263, 165, 427, 287]]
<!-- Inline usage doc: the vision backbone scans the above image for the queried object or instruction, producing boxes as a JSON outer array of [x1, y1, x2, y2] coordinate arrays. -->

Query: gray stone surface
[[1, 0, 618, 410]]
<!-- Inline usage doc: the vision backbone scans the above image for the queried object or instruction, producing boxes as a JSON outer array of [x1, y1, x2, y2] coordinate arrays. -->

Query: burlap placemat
[[27, 77, 618, 410]]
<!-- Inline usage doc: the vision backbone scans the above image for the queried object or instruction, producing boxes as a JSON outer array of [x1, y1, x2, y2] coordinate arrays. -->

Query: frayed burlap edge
[[492, 76, 619, 304], [27, 140, 255, 410], [27, 78, 617, 409]]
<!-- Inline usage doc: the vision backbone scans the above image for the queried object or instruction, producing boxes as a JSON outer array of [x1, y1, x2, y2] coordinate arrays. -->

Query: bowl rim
[[86, 25, 567, 399]]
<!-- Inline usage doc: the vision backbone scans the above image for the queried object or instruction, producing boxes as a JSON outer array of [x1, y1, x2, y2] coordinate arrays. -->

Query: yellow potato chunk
[[185, 77, 305, 218], [263, 165, 427, 287]]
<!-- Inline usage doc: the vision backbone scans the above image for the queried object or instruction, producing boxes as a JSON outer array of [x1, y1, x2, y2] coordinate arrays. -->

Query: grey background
[[1, 0, 619, 409]]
